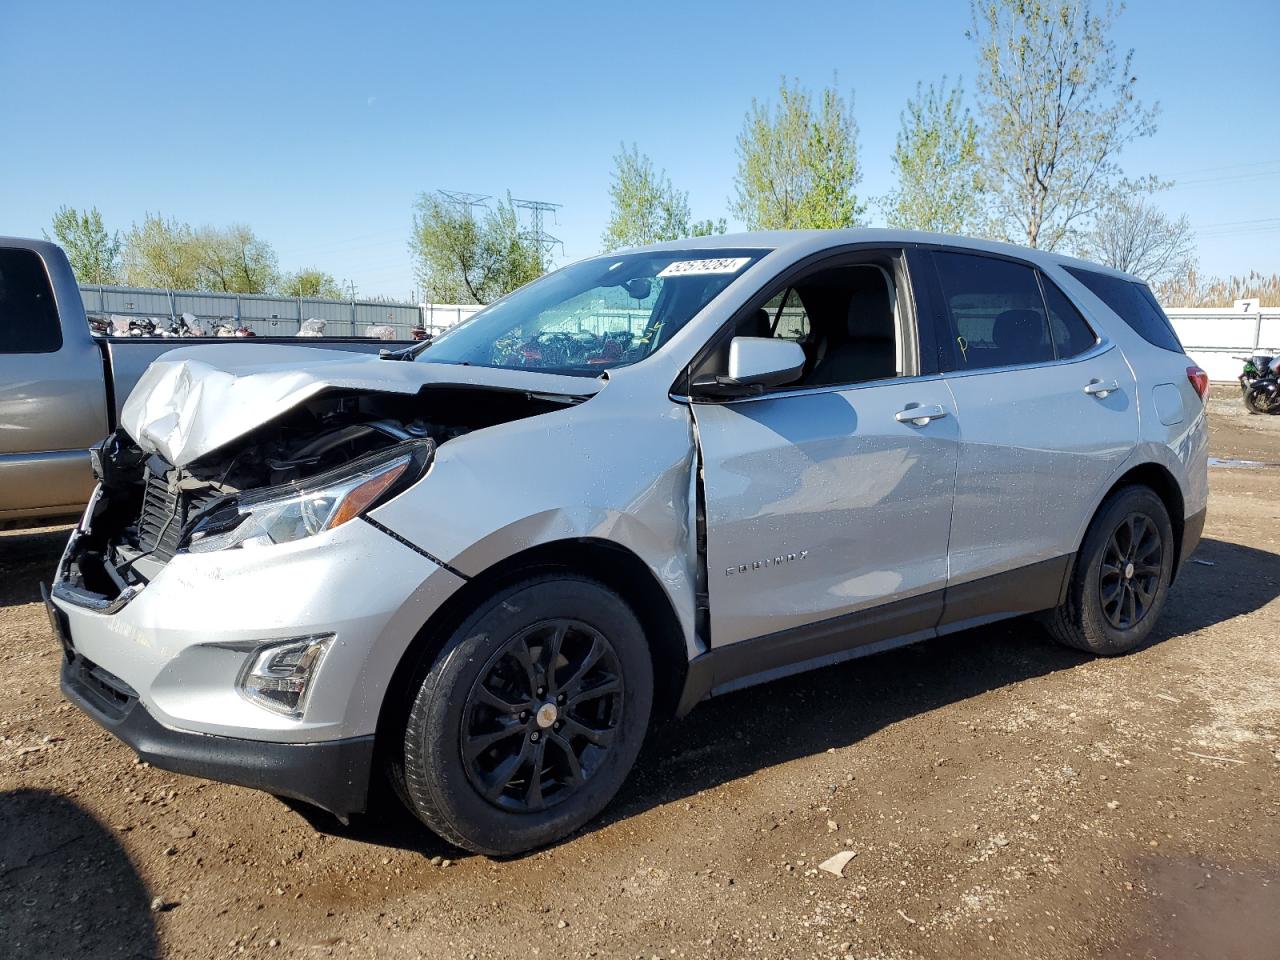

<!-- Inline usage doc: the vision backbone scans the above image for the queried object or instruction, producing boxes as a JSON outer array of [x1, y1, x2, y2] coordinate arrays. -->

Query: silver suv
[[49, 231, 1209, 855]]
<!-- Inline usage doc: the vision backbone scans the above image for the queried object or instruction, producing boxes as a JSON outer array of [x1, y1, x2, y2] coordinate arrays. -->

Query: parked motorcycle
[[1238, 352, 1280, 414]]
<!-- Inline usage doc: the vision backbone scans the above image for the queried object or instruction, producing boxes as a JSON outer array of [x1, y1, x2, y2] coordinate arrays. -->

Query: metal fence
[[79, 284, 480, 339], [1167, 307, 1280, 381]]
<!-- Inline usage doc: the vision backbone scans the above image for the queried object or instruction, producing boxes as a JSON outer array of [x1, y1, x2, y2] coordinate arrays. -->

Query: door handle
[[895, 403, 948, 426], [1084, 379, 1119, 398]]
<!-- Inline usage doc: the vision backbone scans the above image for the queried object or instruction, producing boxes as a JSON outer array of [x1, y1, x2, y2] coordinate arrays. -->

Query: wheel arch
[[374, 537, 692, 760], [1090, 461, 1187, 581]]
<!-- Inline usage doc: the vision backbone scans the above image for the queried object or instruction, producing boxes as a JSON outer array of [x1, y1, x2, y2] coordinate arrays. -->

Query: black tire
[[1245, 382, 1280, 415], [396, 575, 653, 855], [1042, 485, 1175, 656]]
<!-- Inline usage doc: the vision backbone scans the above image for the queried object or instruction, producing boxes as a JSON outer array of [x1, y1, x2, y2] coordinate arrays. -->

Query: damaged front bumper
[[49, 481, 467, 819]]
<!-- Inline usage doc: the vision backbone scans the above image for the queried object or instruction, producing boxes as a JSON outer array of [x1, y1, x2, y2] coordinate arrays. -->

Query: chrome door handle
[[895, 404, 948, 426], [1084, 379, 1119, 398]]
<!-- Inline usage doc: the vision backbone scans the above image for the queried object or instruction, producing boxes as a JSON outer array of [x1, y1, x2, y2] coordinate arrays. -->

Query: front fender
[[367, 390, 701, 658]]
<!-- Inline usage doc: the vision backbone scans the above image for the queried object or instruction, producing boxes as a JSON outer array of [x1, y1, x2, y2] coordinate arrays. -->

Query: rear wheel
[[1043, 485, 1174, 656], [395, 575, 652, 855]]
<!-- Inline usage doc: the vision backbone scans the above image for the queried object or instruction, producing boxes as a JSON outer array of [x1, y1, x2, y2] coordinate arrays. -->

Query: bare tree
[[968, 0, 1157, 250], [1077, 186, 1195, 284]]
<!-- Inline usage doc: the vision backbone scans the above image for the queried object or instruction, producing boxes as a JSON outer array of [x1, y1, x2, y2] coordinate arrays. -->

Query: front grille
[[137, 466, 220, 561]]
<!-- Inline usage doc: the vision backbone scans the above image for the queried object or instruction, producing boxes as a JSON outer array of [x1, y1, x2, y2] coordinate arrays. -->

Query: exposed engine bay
[[59, 385, 577, 604]]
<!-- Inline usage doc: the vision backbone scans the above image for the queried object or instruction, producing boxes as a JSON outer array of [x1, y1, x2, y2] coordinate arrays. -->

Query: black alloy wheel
[[1099, 513, 1164, 630], [461, 619, 623, 813]]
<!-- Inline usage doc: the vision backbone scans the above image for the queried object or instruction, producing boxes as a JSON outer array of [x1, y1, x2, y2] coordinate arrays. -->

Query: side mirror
[[692, 337, 806, 398]]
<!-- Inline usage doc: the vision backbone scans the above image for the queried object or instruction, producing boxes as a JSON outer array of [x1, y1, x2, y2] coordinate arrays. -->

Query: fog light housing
[[237, 635, 333, 718]]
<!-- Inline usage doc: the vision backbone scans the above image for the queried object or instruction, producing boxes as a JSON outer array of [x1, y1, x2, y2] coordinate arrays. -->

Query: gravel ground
[[2, 388, 1278, 960]]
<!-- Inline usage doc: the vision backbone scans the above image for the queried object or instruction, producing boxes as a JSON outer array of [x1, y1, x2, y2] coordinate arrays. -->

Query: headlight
[[186, 440, 433, 553], [237, 634, 333, 717]]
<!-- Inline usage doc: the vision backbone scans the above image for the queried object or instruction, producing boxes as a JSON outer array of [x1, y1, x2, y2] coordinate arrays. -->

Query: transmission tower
[[437, 190, 490, 216], [512, 197, 563, 267]]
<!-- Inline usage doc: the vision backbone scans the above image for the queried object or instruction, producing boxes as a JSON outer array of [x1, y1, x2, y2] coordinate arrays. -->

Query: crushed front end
[[46, 387, 521, 820]]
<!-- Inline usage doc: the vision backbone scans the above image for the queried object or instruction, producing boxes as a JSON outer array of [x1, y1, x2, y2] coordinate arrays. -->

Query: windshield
[[417, 249, 767, 375]]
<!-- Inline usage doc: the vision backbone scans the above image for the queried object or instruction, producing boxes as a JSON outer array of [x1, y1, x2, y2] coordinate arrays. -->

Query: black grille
[[137, 468, 220, 561]]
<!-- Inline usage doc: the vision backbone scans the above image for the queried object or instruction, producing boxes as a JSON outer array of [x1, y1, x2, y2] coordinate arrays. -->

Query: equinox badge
[[726, 551, 808, 576]]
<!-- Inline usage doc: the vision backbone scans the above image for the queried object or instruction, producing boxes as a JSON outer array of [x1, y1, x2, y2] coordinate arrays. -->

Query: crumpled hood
[[120, 343, 602, 466]]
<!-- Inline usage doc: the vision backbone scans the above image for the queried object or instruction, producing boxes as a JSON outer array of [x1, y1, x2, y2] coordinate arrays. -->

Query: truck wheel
[[397, 575, 653, 855], [1043, 486, 1174, 656]]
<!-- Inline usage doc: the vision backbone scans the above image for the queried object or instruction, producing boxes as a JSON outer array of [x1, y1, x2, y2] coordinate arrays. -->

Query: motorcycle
[[1238, 352, 1280, 414]]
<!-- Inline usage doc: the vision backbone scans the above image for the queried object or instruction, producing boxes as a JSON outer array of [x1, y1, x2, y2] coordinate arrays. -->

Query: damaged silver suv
[[50, 231, 1208, 855]]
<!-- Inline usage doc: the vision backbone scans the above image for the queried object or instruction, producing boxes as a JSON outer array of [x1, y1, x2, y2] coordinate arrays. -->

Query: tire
[[396, 575, 653, 855], [1042, 485, 1175, 656], [1245, 382, 1280, 415]]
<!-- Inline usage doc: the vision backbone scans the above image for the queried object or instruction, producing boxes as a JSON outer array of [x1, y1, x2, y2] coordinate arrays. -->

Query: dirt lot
[[3, 386, 1278, 960]]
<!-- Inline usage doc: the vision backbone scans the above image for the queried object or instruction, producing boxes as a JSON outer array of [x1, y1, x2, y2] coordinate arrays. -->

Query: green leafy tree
[[192, 223, 279, 293], [601, 144, 694, 250], [122, 216, 280, 292], [409, 192, 543, 304], [732, 78, 865, 230], [968, 0, 1158, 250], [280, 268, 346, 299], [690, 217, 728, 237], [881, 79, 986, 235], [122, 214, 202, 289], [45, 205, 122, 284]]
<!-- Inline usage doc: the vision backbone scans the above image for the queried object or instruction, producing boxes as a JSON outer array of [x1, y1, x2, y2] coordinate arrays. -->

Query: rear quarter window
[[0, 247, 62, 353], [1064, 267, 1183, 354]]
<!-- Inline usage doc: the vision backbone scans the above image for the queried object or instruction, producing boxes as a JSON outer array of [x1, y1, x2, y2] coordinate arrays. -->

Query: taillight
[[1186, 365, 1209, 401]]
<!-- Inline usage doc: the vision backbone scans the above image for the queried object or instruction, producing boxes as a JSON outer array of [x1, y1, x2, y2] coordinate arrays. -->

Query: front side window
[[420, 249, 766, 375], [933, 251, 1053, 370], [0, 248, 62, 354]]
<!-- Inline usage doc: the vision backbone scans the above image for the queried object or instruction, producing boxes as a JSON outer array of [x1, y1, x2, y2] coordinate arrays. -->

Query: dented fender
[[367, 378, 704, 659]]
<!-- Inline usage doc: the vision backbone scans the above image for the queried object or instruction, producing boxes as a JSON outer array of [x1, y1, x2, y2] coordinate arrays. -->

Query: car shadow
[[0, 789, 159, 959], [315, 537, 1278, 858], [0, 525, 71, 609]]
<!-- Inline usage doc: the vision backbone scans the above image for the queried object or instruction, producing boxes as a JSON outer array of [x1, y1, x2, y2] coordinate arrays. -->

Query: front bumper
[[49, 505, 465, 742], [58, 643, 374, 821]]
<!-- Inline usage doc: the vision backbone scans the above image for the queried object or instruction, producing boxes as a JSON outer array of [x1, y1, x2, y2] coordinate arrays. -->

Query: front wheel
[[395, 575, 653, 855], [1042, 485, 1175, 656], [1245, 381, 1280, 415]]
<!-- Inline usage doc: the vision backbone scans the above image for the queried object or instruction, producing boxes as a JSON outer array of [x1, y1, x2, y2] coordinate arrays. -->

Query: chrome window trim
[[936, 337, 1116, 382], [670, 338, 1116, 406]]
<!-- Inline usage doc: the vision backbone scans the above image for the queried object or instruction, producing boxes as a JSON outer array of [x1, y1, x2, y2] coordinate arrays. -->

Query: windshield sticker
[[657, 257, 752, 278]]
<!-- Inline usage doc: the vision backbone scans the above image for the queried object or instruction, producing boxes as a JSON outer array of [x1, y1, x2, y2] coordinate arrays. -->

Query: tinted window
[[1040, 276, 1098, 358], [1064, 267, 1183, 353], [933, 251, 1053, 370], [0, 248, 62, 353]]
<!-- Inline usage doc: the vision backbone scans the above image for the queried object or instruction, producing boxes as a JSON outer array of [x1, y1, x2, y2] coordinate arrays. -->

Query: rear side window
[[932, 251, 1053, 370], [1040, 276, 1098, 359], [1064, 267, 1183, 353], [0, 248, 62, 353]]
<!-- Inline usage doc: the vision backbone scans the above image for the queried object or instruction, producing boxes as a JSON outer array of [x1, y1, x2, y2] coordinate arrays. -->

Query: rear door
[[0, 245, 109, 518], [924, 249, 1138, 629], [689, 248, 958, 669]]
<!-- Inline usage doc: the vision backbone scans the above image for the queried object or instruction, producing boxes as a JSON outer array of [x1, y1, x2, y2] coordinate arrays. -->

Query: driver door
[[688, 249, 958, 677]]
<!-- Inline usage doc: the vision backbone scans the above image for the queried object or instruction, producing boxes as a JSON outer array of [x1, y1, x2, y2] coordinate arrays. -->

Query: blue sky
[[3, 0, 1278, 300]]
